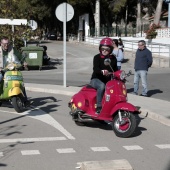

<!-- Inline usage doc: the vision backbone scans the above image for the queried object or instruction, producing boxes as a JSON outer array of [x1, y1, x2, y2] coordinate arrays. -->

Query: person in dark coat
[[133, 40, 153, 97]]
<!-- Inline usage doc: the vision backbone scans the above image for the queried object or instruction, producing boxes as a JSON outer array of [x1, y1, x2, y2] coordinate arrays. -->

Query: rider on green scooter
[[0, 36, 33, 107]]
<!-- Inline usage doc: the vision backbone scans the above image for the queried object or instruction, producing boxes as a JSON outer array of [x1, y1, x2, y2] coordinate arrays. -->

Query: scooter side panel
[[71, 88, 97, 114]]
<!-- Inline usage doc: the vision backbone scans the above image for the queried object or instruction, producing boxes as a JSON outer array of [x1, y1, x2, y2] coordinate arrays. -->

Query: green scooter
[[0, 61, 26, 113]]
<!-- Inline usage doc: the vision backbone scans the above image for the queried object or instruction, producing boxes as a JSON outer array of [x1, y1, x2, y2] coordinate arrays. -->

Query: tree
[[136, 1, 142, 33], [153, 0, 164, 25]]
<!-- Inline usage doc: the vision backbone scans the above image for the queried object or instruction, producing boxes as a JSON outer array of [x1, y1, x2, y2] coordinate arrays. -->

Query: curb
[[139, 109, 170, 127], [76, 159, 133, 170]]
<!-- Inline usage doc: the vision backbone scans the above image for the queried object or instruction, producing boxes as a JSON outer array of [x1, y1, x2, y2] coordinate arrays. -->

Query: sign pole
[[55, 3, 74, 87], [63, 3, 67, 87]]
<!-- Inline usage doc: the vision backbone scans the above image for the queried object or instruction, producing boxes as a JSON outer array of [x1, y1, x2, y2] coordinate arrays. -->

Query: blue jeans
[[90, 78, 105, 107], [117, 66, 121, 70], [134, 70, 148, 95]]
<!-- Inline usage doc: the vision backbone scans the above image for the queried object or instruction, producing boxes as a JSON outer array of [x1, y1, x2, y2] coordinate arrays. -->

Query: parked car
[[47, 32, 57, 40]]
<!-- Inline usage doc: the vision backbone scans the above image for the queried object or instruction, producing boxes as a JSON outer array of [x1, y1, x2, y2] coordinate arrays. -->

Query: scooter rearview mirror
[[104, 58, 111, 66], [104, 58, 114, 72]]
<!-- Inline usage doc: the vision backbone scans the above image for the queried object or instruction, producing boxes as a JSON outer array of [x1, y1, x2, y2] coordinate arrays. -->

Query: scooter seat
[[86, 84, 96, 89]]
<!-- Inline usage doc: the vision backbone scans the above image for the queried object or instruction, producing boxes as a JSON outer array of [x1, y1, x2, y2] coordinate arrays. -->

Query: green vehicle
[[0, 62, 26, 113]]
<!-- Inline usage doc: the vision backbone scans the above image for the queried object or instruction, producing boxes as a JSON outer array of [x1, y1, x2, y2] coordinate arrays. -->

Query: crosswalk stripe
[[56, 148, 76, 153], [21, 150, 40, 155], [90, 147, 110, 152], [155, 144, 170, 149], [123, 145, 143, 150]]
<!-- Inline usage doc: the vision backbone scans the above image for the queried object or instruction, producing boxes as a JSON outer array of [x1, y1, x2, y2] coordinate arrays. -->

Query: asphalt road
[[22, 40, 170, 102], [1, 41, 170, 170], [0, 91, 170, 170]]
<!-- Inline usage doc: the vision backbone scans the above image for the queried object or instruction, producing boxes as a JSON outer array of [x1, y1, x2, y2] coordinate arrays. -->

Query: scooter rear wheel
[[11, 96, 24, 113], [112, 112, 136, 138]]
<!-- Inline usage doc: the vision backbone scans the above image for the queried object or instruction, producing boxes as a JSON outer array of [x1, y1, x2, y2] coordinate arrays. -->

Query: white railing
[[156, 28, 170, 38], [68, 36, 170, 68]]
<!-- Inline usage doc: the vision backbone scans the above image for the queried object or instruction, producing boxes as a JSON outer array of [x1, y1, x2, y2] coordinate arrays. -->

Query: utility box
[[21, 46, 44, 70]]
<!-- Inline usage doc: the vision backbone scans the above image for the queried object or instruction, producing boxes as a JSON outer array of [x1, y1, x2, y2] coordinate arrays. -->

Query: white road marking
[[21, 150, 40, 155], [56, 148, 76, 153], [0, 137, 66, 143], [123, 145, 143, 150], [67, 52, 77, 57], [90, 147, 110, 152], [155, 144, 170, 149], [0, 152, 4, 156], [0, 107, 75, 140]]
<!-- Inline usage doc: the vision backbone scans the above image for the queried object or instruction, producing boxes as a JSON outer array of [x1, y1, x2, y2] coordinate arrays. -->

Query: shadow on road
[[131, 113, 147, 138], [31, 96, 59, 113], [0, 164, 7, 167], [127, 88, 163, 97], [147, 89, 163, 97]]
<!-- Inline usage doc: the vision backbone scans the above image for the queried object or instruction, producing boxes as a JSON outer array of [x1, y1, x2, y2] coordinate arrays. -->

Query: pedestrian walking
[[133, 40, 153, 97]]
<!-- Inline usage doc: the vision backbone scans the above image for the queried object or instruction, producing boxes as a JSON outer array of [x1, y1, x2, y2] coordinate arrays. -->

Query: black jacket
[[91, 53, 118, 84]]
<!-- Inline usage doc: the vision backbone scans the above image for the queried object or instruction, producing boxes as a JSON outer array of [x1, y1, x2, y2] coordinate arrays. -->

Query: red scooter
[[68, 59, 140, 138]]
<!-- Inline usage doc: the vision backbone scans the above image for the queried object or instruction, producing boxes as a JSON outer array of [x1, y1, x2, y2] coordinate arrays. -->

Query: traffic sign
[[28, 20, 38, 30], [0, 18, 27, 25], [55, 3, 74, 22]]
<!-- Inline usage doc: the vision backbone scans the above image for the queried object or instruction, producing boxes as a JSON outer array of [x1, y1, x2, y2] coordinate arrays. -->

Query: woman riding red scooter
[[90, 37, 118, 114], [68, 38, 140, 138]]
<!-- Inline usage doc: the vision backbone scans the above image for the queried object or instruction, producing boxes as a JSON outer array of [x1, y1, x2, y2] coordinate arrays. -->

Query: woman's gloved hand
[[101, 70, 109, 76]]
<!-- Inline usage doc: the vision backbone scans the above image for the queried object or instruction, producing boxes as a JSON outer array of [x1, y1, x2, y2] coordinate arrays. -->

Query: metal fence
[[122, 40, 170, 68], [89, 26, 137, 37], [68, 36, 170, 68]]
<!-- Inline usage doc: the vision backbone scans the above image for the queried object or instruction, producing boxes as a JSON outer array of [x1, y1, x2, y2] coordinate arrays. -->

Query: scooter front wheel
[[112, 112, 136, 138], [11, 96, 24, 113]]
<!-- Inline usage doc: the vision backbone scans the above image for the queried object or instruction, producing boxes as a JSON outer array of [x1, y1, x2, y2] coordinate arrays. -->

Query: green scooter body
[[0, 70, 24, 100]]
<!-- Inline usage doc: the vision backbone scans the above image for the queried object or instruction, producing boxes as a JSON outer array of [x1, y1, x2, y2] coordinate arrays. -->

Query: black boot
[[95, 106, 102, 114]]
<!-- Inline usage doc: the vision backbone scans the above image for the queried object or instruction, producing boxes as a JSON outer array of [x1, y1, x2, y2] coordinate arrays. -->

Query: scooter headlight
[[7, 63, 15, 70]]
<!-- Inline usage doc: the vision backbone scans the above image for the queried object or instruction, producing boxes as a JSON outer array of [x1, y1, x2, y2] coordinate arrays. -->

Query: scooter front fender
[[8, 87, 24, 97], [110, 102, 139, 116]]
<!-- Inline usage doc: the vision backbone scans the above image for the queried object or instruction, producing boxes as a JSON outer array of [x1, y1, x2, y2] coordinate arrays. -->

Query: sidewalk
[[25, 83, 170, 127]]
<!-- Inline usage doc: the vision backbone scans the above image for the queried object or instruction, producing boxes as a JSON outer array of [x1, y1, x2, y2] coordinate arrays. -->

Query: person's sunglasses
[[101, 47, 110, 52], [1, 42, 10, 46]]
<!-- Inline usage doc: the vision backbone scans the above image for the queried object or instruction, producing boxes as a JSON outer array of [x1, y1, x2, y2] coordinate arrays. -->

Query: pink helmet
[[99, 37, 113, 54]]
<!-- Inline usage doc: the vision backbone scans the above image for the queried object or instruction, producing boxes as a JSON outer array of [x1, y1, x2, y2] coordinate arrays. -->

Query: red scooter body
[[69, 70, 140, 138]]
